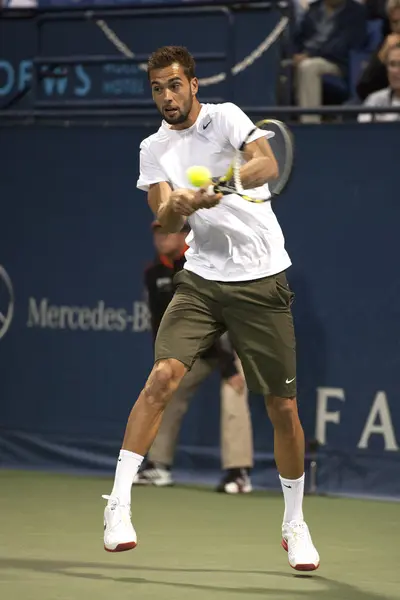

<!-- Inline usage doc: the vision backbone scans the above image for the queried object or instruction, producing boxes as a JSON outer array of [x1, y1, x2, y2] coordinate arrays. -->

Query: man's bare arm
[[148, 182, 186, 233], [240, 136, 279, 189]]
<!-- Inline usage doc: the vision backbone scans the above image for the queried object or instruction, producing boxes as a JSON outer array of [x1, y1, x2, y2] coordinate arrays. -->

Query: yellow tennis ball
[[186, 166, 211, 188]]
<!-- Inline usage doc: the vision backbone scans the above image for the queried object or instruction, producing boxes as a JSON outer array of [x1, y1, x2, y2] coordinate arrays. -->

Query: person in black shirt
[[134, 221, 254, 493]]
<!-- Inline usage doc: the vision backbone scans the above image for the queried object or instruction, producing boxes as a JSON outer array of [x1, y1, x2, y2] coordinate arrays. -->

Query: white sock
[[110, 449, 144, 505], [279, 473, 305, 523]]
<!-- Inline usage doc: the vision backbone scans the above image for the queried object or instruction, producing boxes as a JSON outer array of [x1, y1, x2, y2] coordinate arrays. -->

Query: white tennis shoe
[[281, 520, 320, 571], [103, 495, 137, 552]]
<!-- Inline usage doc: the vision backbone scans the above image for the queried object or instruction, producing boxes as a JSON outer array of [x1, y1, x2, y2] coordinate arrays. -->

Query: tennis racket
[[210, 119, 294, 203]]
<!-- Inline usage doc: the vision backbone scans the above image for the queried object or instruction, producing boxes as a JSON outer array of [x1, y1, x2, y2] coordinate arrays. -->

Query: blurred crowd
[[292, 0, 400, 121]]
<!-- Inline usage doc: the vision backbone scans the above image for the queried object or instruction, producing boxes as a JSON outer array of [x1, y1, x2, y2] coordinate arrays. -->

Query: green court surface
[[0, 470, 398, 600]]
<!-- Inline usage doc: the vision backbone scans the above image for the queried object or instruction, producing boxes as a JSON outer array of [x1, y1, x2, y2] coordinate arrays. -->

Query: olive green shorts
[[155, 269, 297, 397]]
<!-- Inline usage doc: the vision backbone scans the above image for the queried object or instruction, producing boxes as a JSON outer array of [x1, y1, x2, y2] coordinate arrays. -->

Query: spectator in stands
[[357, 0, 400, 99], [294, 0, 367, 123], [358, 41, 400, 119]]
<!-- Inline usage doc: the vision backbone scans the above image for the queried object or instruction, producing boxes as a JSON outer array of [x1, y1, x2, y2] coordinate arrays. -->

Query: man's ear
[[191, 77, 199, 96]]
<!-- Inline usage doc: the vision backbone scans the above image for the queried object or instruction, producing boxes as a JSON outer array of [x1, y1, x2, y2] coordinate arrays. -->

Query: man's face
[[153, 230, 186, 256], [390, 8, 400, 34], [149, 63, 198, 127], [388, 46, 400, 91]]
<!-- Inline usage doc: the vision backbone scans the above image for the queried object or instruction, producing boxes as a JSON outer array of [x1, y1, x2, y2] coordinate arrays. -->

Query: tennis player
[[103, 45, 320, 571]]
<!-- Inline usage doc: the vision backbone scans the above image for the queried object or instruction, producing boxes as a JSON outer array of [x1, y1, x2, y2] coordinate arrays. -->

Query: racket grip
[[207, 184, 216, 196]]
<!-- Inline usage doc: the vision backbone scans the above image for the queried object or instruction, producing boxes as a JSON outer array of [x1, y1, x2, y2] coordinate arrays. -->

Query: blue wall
[[0, 122, 399, 498]]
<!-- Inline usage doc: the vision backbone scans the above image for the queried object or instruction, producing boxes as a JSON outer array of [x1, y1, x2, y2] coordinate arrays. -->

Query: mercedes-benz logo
[[0, 265, 14, 339]]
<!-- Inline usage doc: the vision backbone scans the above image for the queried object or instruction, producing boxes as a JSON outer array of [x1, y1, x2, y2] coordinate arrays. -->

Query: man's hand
[[170, 189, 198, 216], [170, 187, 222, 216], [194, 188, 222, 209], [226, 373, 246, 394], [378, 34, 400, 63], [293, 53, 308, 66]]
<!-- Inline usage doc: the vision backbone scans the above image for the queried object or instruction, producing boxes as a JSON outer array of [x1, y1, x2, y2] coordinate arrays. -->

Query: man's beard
[[162, 101, 192, 125]]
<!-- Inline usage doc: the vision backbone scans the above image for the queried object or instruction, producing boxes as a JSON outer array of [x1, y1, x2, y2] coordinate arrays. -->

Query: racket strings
[[211, 119, 293, 202], [257, 120, 294, 197], [233, 152, 245, 195]]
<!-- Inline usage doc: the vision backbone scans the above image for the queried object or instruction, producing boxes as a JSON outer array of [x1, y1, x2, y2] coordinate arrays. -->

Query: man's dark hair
[[147, 46, 196, 80]]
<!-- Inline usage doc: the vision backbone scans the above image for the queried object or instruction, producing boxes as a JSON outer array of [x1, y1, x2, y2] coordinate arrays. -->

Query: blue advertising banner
[[0, 122, 399, 498]]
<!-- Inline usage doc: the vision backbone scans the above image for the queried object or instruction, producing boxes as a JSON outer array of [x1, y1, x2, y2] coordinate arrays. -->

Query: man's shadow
[[0, 557, 394, 600]]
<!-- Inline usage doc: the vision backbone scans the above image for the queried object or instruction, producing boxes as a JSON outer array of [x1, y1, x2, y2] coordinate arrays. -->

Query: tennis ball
[[186, 166, 212, 188]]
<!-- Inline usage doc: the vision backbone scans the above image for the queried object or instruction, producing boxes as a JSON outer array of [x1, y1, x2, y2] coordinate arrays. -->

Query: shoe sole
[[104, 541, 137, 553], [281, 539, 320, 572]]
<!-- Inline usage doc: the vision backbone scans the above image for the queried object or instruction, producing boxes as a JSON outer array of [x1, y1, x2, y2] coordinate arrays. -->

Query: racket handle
[[207, 184, 216, 196], [208, 175, 227, 196]]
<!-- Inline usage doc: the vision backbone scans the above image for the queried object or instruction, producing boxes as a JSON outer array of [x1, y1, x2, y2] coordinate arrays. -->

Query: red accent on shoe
[[291, 563, 319, 572], [104, 541, 137, 553], [281, 538, 319, 572]]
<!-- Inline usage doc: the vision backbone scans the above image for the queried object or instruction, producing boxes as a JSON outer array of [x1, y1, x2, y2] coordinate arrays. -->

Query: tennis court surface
[[1, 470, 398, 600]]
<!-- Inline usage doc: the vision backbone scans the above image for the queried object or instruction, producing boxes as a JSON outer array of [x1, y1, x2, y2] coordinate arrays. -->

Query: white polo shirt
[[137, 102, 291, 282], [358, 88, 400, 123]]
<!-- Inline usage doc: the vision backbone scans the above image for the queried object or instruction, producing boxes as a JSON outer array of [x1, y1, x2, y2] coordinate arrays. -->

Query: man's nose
[[163, 88, 173, 102]]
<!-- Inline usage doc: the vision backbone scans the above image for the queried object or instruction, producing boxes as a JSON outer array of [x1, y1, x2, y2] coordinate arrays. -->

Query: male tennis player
[[103, 45, 320, 571]]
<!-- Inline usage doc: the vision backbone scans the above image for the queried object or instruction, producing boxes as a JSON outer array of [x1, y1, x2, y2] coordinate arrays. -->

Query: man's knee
[[297, 57, 340, 78], [143, 359, 187, 408], [266, 395, 299, 436], [297, 57, 319, 75]]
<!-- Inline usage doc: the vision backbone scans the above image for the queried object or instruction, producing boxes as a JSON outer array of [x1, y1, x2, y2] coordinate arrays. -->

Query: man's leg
[[103, 358, 187, 552], [145, 357, 215, 479], [265, 395, 305, 514], [219, 356, 253, 493], [222, 272, 319, 571], [296, 56, 342, 124], [103, 269, 223, 552], [111, 357, 187, 495], [122, 360, 186, 456]]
